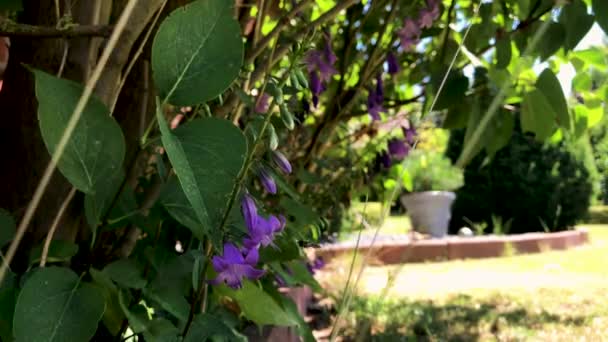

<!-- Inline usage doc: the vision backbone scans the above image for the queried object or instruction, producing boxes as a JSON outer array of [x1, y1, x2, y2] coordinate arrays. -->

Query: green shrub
[[446, 128, 593, 234], [386, 150, 464, 193]]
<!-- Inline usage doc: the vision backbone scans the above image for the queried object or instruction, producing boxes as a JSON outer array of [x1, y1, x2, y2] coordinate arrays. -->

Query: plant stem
[[40, 187, 77, 267]]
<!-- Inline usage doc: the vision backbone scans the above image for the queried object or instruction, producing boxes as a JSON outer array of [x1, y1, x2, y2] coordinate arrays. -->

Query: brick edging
[[314, 229, 590, 265]]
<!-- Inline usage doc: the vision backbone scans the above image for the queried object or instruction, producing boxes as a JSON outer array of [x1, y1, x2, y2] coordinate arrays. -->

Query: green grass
[[322, 225, 608, 341]]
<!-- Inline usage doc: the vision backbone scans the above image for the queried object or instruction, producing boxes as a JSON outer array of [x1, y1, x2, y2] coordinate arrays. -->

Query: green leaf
[[432, 72, 469, 110], [118, 290, 150, 334], [275, 294, 316, 342], [287, 261, 322, 293], [572, 72, 593, 92], [143, 286, 189, 323], [160, 177, 201, 233], [536, 68, 571, 130], [0, 271, 18, 342], [103, 259, 147, 289], [152, 0, 243, 106], [13, 267, 105, 342], [220, 281, 297, 326], [593, 0, 608, 36], [495, 37, 512, 69], [184, 314, 247, 342], [28, 240, 79, 265], [0, 0, 22, 10], [521, 89, 558, 141], [559, 0, 594, 51], [84, 171, 138, 231], [0, 208, 15, 247], [485, 110, 514, 156], [535, 22, 565, 60], [156, 111, 247, 246], [143, 319, 180, 342], [32, 69, 126, 194], [89, 268, 124, 335]]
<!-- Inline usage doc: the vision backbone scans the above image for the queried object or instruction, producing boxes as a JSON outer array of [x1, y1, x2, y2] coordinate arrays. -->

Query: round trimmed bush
[[445, 128, 593, 234]]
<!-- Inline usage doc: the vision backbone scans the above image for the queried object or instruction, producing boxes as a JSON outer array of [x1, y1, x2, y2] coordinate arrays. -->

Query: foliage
[[446, 128, 593, 234], [387, 149, 463, 193], [0, 0, 606, 340]]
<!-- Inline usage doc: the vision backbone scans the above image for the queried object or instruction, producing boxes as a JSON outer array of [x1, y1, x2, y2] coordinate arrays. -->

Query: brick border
[[314, 229, 589, 265]]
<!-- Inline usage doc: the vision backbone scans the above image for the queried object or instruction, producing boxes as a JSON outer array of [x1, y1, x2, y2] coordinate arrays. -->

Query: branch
[[245, 0, 315, 64], [344, 93, 425, 119], [0, 17, 112, 37], [249, 0, 360, 84]]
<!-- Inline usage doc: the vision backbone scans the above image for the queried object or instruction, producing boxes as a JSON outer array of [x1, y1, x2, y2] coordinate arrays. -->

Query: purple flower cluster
[[375, 123, 418, 168], [211, 152, 293, 289], [305, 34, 337, 107], [397, 0, 440, 52], [367, 74, 385, 121], [257, 150, 293, 195], [211, 194, 286, 289]]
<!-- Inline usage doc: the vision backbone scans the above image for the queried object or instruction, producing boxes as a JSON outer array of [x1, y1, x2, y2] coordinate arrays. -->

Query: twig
[[0, 0, 142, 286], [111, 0, 167, 113], [249, 0, 360, 85], [40, 187, 77, 267], [0, 17, 112, 37], [245, 0, 315, 64]]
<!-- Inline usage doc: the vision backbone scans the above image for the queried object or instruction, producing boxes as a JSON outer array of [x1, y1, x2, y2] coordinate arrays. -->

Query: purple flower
[[398, 18, 421, 51], [305, 34, 338, 108], [211, 243, 265, 289], [387, 52, 400, 75], [309, 70, 323, 95], [419, 0, 440, 29], [242, 193, 258, 231], [259, 167, 277, 194], [379, 151, 392, 168], [243, 214, 286, 249], [388, 138, 410, 160], [305, 51, 337, 83], [307, 257, 325, 275], [367, 75, 385, 121], [402, 124, 417, 145], [255, 93, 271, 113], [272, 150, 292, 174]]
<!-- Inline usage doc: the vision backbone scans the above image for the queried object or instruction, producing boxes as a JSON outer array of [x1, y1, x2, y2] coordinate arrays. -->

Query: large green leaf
[[13, 267, 105, 342], [156, 112, 247, 246], [84, 171, 138, 231], [28, 240, 79, 265], [220, 281, 298, 326], [495, 37, 512, 69], [152, 0, 244, 106], [535, 22, 565, 60], [0, 271, 18, 342], [143, 286, 189, 323], [536, 68, 571, 130], [593, 0, 608, 36], [32, 69, 125, 194], [184, 314, 247, 342], [559, 0, 594, 51], [143, 319, 180, 342], [89, 268, 124, 335], [103, 258, 147, 289], [0, 208, 15, 247], [521, 89, 558, 141]]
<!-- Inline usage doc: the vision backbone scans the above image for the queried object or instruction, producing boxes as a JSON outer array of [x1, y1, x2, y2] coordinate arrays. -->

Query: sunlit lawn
[[318, 223, 608, 341]]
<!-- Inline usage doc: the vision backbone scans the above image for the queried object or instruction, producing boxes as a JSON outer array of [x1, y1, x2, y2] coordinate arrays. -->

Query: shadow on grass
[[343, 294, 589, 341]]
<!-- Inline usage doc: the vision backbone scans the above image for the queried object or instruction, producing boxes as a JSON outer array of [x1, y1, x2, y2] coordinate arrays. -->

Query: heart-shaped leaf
[[152, 0, 243, 106], [32, 69, 125, 194], [156, 109, 247, 246], [13, 267, 105, 342]]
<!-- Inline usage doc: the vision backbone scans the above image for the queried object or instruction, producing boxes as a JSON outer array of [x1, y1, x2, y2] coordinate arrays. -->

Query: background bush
[[446, 125, 593, 234]]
